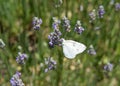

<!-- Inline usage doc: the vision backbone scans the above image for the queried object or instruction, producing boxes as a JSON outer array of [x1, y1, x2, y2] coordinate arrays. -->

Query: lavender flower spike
[[10, 71, 25, 86], [89, 9, 96, 22], [115, 3, 120, 11], [104, 63, 113, 72], [48, 30, 62, 48], [44, 57, 57, 72], [62, 16, 71, 32], [98, 5, 105, 18], [16, 52, 28, 64], [52, 17, 61, 30], [0, 39, 5, 48], [48, 17, 62, 48], [74, 20, 84, 34], [32, 17, 42, 30]]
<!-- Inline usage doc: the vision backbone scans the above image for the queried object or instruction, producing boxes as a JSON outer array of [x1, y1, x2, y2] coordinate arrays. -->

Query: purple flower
[[48, 31, 62, 48], [44, 57, 57, 72], [89, 9, 96, 22], [98, 5, 105, 18], [62, 16, 71, 32], [48, 17, 62, 48], [0, 39, 5, 48], [104, 63, 113, 72], [52, 17, 61, 30], [74, 20, 84, 34], [87, 45, 96, 55], [16, 52, 28, 64], [32, 17, 42, 30], [10, 71, 24, 86], [115, 3, 120, 11]]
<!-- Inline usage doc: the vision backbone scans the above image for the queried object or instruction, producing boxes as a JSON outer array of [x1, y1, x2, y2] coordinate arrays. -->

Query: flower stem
[[56, 49, 63, 86]]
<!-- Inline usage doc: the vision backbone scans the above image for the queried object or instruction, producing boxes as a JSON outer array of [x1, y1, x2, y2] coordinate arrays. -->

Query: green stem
[[1, 48, 11, 77], [56, 50, 63, 86], [65, 0, 68, 17], [56, 0, 64, 85]]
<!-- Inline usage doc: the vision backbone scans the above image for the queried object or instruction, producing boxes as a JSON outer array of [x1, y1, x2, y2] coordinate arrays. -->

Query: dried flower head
[[74, 20, 84, 34], [32, 17, 42, 30], [10, 71, 25, 86], [16, 52, 28, 64], [62, 16, 71, 32], [98, 5, 105, 18], [104, 63, 113, 72], [0, 39, 5, 48], [87, 45, 96, 55], [44, 57, 57, 72], [89, 9, 96, 22]]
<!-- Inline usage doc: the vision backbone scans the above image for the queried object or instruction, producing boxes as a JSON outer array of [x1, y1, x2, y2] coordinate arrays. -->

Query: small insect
[[62, 39, 86, 59]]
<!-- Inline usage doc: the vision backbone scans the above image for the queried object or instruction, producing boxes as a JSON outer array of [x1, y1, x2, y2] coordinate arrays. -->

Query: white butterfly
[[62, 39, 86, 59]]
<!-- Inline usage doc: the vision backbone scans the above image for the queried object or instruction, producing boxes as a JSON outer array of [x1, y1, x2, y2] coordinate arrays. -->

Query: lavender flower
[[44, 57, 57, 72], [52, 17, 61, 30], [104, 63, 113, 72], [10, 71, 25, 86], [115, 3, 120, 11], [48, 31, 62, 48], [89, 9, 96, 22], [62, 16, 71, 32], [16, 52, 28, 64], [32, 17, 42, 30], [87, 45, 96, 55], [74, 20, 84, 34], [48, 17, 62, 48], [0, 39, 5, 48], [98, 5, 105, 18]]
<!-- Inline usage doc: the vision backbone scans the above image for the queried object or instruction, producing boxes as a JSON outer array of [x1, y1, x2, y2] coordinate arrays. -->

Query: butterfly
[[62, 39, 86, 59]]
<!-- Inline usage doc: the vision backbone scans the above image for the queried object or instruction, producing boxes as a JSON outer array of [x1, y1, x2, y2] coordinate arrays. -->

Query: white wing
[[62, 43, 77, 59], [62, 39, 86, 59]]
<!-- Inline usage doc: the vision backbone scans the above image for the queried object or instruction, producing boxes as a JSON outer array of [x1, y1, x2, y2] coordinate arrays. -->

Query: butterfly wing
[[67, 40, 86, 54], [63, 42, 77, 59], [62, 39, 86, 59]]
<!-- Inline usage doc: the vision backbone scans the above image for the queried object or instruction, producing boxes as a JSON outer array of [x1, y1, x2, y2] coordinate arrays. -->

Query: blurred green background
[[0, 0, 120, 86]]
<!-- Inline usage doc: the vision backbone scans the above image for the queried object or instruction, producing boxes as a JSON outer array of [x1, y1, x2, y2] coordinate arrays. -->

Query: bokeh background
[[0, 0, 120, 86]]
